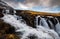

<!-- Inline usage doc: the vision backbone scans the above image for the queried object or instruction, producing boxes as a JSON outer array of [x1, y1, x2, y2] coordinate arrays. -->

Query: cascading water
[[0, 0, 60, 39], [55, 17, 60, 36], [35, 16, 41, 26], [1, 14, 60, 39], [13, 15, 26, 24], [40, 18, 50, 29], [46, 18, 55, 30], [36, 16, 50, 29]]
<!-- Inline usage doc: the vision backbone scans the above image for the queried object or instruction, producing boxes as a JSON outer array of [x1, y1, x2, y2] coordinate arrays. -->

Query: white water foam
[[1, 14, 59, 39]]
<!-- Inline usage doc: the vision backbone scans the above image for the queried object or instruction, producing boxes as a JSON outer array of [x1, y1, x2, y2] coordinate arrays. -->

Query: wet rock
[[16, 10, 60, 29], [16, 10, 36, 28], [28, 34, 38, 39], [0, 19, 19, 39], [0, 13, 4, 18]]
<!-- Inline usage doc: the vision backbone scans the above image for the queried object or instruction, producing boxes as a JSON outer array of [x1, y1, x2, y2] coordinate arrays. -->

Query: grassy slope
[[16, 10, 60, 16]]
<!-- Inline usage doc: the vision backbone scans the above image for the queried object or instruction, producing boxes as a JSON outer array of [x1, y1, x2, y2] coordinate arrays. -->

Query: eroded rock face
[[1, 14, 60, 39], [16, 10, 36, 28], [15, 10, 60, 28]]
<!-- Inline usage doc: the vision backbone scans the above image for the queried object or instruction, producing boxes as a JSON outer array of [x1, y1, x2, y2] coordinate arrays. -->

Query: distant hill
[[16, 10, 60, 16]]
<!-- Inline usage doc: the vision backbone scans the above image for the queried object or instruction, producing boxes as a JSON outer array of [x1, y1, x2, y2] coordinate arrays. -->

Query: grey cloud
[[2, 0, 60, 10], [24, 0, 60, 7]]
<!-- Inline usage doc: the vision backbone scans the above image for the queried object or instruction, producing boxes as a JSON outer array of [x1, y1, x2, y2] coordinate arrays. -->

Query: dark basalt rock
[[16, 10, 60, 29], [16, 10, 36, 28], [0, 19, 19, 39], [0, 19, 15, 34], [28, 34, 38, 39], [0, 13, 4, 18]]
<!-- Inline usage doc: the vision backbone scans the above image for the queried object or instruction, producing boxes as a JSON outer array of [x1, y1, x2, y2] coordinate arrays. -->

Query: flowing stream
[[0, 14, 59, 39]]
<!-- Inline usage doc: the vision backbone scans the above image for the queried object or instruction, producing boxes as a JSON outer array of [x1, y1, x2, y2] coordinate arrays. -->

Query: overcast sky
[[2, 0, 60, 13]]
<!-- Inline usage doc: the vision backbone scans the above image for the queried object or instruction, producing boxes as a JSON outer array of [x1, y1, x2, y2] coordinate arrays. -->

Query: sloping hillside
[[16, 10, 60, 28], [16, 10, 60, 16]]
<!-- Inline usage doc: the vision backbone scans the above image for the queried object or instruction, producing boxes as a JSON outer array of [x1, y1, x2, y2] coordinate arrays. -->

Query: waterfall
[[35, 16, 41, 26], [40, 18, 50, 29], [5, 9, 9, 14], [55, 17, 60, 36], [46, 19, 54, 30], [1, 14, 59, 39], [36, 16, 50, 29]]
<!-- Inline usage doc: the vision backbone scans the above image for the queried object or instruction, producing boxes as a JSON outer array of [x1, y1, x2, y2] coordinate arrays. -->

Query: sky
[[2, 0, 60, 13]]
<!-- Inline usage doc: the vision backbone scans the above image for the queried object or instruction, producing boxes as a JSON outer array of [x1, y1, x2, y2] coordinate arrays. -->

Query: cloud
[[2, 0, 60, 8], [2, 0, 60, 12], [18, 3, 30, 10], [24, 0, 60, 7], [2, 0, 33, 9]]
